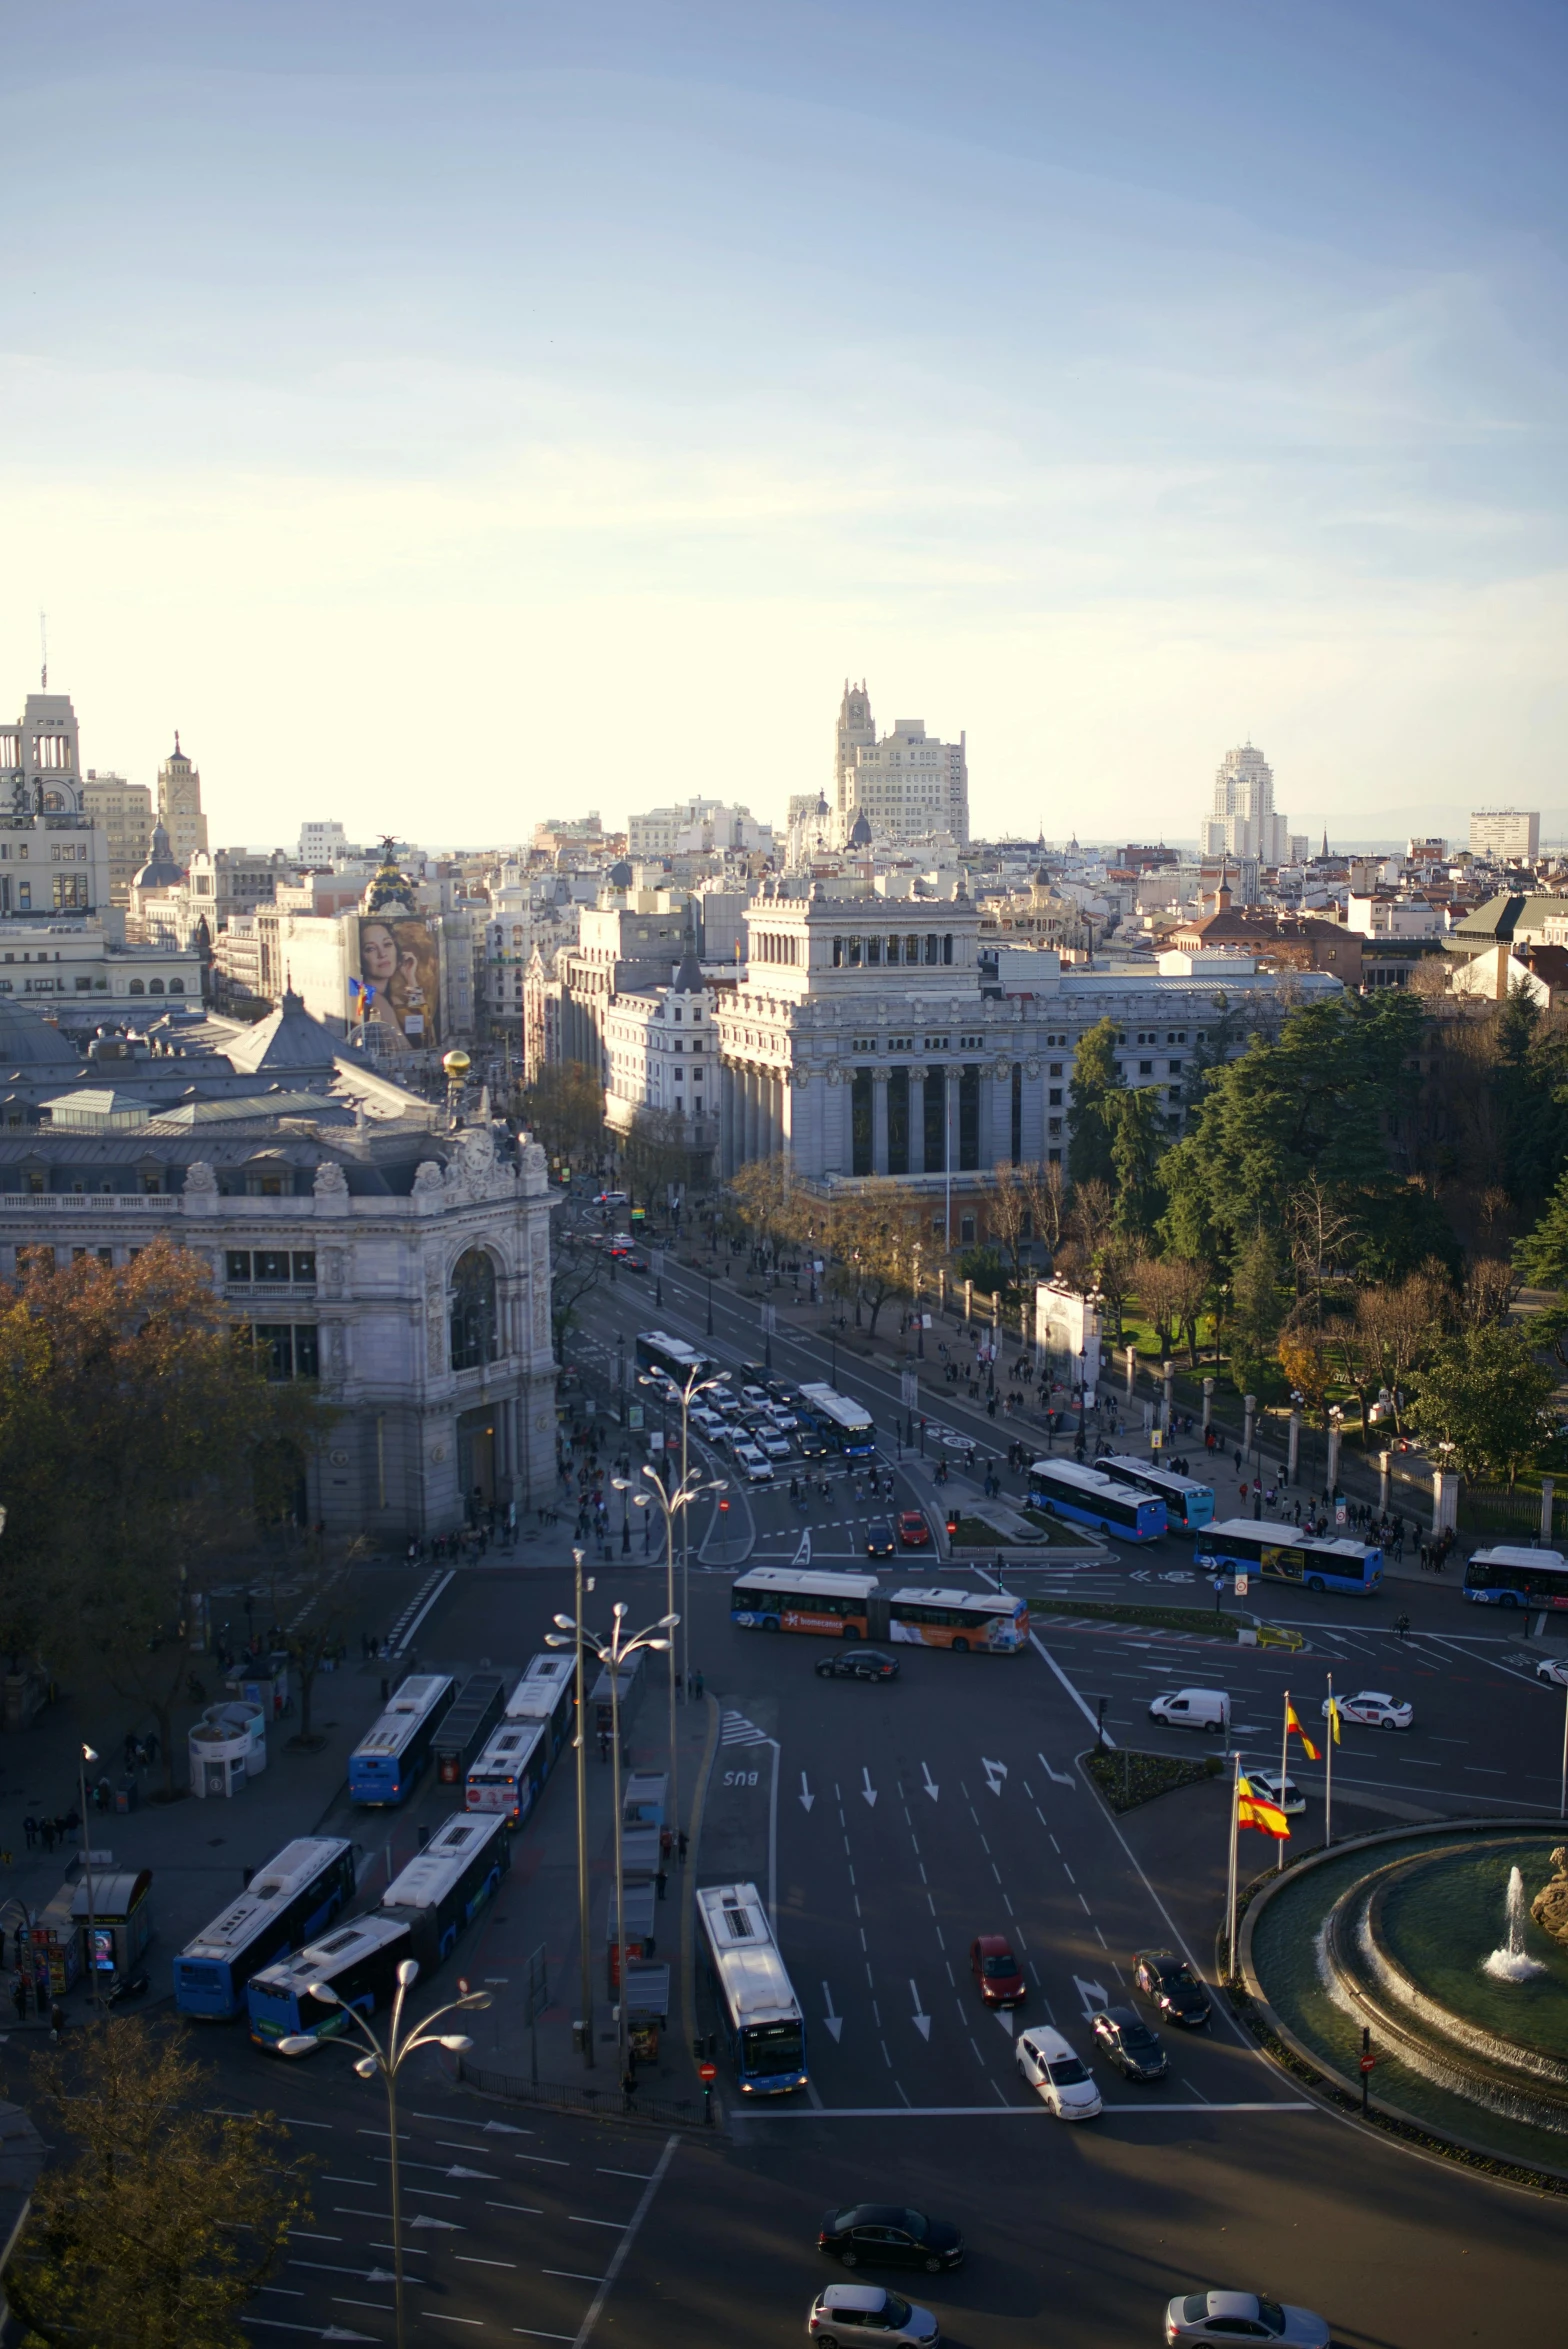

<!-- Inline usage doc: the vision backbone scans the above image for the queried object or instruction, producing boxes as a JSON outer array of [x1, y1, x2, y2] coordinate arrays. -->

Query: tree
[[821, 1186, 923, 1339], [726, 1159, 799, 1264], [1133, 1256, 1184, 1357], [1276, 1330, 1328, 1418], [0, 1245, 326, 1793], [7, 2016, 308, 2349], [1407, 1322, 1556, 1487], [547, 1224, 604, 1354], [1227, 1227, 1286, 1398], [279, 1531, 370, 1750], [1067, 1019, 1122, 1189], [1338, 1263, 1450, 1433], [1515, 1167, 1568, 1290], [620, 1106, 695, 1208], [1066, 1175, 1115, 1262], [520, 1062, 603, 1169], [1108, 1088, 1167, 1244], [1285, 1173, 1361, 1317]]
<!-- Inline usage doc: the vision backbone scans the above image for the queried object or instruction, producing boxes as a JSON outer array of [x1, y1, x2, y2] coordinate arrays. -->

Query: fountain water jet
[[1484, 1865, 1547, 1983]]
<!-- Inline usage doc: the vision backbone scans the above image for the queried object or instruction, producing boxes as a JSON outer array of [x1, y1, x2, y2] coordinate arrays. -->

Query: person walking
[[10, 1974, 25, 2025], [1395, 1611, 1410, 1641], [677, 1828, 689, 1863]]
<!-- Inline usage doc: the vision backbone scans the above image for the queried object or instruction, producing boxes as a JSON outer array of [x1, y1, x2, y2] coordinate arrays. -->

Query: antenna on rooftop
[[39, 611, 47, 690]]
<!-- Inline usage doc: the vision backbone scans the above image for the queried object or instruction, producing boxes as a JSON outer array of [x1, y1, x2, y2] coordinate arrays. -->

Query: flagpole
[[1325, 1670, 1335, 1850], [1226, 1749, 1241, 1983], [1278, 1686, 1291, 1872]]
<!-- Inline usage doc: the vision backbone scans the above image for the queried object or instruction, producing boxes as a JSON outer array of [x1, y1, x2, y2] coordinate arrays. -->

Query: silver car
[[808, 2283, 939, 2345], [1165, 2289, 1330, 2348]]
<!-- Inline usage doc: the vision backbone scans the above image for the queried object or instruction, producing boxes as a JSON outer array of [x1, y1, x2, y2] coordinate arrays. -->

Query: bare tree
[[1460, 1255, 1521, 1328], [1286, 1173, 1360, 1317]]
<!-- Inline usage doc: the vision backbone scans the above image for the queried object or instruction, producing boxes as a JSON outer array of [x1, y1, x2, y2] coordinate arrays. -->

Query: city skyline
[[4, 1, 1565, 846]]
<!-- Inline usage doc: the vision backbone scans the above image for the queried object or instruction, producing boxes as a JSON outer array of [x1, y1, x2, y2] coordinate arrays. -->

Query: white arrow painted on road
[[794, 1529, 812, 1567], [1129, 1567, 1151, 1582], [909, 1979, 931, 2040], [365, 2270, 398, 2284], [1037, 1748, 1075, 1788], [800, 1772, 815, 1813], [920, 1761, 939, 1803], [408, 2215, 461, 2231], [482, 2120, 530, 2134], [981, 1756, 1008, 1797], [861, 1767, 878, 1808], [995, 2009, 1018, 2035], [445, 2164, 495, 2179], [322, 2331, 378, 2343], [1074, 1974, 1109, 2018], [822, 1981, 843, 2043]]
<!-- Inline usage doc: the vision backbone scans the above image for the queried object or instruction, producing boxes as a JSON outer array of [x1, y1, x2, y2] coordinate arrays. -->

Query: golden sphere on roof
[[442, 1050, 471, 1076]]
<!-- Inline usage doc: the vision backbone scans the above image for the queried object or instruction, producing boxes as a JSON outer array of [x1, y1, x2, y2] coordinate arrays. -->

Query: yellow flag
[[1325, 1697, 1341, 1746]]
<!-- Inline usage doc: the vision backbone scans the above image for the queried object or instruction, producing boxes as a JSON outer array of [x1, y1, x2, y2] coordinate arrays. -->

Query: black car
[[1091, 2004, 1169, 2080], [819, 2204, 964, 2274], [815, 1648, 900, 1683], [798, 1429, 830, 1459], [1133, 1949, 1212, 2028], [865, 1519, 897, 1559]]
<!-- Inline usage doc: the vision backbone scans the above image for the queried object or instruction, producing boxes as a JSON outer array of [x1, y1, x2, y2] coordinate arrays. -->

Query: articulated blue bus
[[348, 1674, 455, 1806], [382, 1810, 509, 1966], [247, 1915, 414, 2050], [175, 1838, 355, 2020], [1028, 1459, 1166, 1542]]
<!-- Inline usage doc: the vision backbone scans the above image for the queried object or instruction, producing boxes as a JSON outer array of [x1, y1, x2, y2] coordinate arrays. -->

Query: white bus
[[635, 1331, 720, 1388], [382, 1810, 510, 1965], [466, 1719, 548, 1824], [695, 1881, 807, 2097], [797, 1382, 876, 1460], [506, 1653, 576, 1760]]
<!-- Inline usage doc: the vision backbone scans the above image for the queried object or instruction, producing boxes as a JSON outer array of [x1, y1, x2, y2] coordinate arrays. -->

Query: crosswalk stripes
[[720, 1709, 770, 1747]]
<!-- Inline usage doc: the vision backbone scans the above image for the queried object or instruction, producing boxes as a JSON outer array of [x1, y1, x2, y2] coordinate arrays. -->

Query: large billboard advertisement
[[353, 915, 441, 1051]]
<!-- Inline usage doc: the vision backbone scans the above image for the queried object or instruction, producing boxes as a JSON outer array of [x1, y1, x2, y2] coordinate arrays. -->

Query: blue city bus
[[382, 1810, 510, 1966], [695, 1881, 807, 2097], [1463, 1546, 1568, 1610], [1028, 1459, 1166, 1542], [174, 1838, 356, 2020], [466, 1719, 549, 1824], [797, 1383, 876, 1460], [348, 1674, 455, 1806], [247, 1915, 413, 2051], [1195, 1518, 1382, 1596], [1093, 1453, 1216, 1531]]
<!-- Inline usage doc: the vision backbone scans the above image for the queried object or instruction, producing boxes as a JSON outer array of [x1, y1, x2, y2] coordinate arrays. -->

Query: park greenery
[[715, 979, 1568, 1496], [0, 1240, 328, 1775]]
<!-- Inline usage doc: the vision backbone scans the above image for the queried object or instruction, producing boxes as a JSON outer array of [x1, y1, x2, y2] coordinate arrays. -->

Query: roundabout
[[1243, 1821, 1568, 2177]]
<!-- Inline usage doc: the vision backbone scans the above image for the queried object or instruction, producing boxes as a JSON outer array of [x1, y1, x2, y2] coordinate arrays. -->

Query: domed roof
[[607, 858, 634, 889], [849, 810, 873, 849], [0, 999, 84, 1071], [133, 820, 184, 890]]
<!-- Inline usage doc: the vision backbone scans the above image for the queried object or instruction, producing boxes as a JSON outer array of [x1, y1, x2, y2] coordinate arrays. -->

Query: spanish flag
[[1324, 1695, 1342, 1746], [1237, 1774, 1290, 1840], [1285, 1699, 1321, 1762]]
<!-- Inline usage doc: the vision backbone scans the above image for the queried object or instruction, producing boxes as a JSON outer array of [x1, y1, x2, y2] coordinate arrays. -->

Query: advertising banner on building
[[353, 915, 441, 1050]]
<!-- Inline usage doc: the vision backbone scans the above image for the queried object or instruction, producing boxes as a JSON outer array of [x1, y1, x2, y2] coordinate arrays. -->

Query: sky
[[3, 0, 1566, 849]]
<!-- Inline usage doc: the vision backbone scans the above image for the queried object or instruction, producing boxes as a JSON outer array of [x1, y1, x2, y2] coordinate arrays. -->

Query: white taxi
[[1323, 1689, 1412, 1731], [1014, 2026, 1102, 2119]]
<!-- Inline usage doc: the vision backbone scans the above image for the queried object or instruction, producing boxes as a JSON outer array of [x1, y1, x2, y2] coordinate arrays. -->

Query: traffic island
[[1083, 1748, 1225, 1813]]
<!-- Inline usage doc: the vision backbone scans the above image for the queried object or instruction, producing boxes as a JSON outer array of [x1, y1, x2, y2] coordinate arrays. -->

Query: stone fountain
[[1486, 1864, 1547, 1982]]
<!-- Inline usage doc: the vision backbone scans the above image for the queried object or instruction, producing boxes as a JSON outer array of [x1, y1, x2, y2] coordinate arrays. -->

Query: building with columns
[[717, 882, 1343, 1242]]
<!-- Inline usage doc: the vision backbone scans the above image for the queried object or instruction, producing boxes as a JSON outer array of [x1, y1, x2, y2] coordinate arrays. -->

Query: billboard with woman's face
[[355, 916, 441, 1050]]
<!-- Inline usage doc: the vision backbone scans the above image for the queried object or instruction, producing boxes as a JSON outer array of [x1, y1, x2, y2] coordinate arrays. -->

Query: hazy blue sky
[[4, 0, 1564, 844]]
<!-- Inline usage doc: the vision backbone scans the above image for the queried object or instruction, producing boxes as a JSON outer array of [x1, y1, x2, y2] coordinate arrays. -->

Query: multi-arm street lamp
[[614, 1459, 728, 1834], [278, 1963, 492, 2349], [636, 1365, 730, 1708], [546, 1603, 678, 2079]]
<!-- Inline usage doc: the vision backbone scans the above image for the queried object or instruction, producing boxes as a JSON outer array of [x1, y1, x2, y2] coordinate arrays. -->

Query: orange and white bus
[[729, 1570, 1027, 1654]]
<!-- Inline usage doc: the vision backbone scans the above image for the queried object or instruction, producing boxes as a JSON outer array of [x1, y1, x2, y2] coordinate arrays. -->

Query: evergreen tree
[[1108, 1087, 1167, 1243], [1068, 1017, 1122, 1190], [1516, 1167, 1568, 1291]]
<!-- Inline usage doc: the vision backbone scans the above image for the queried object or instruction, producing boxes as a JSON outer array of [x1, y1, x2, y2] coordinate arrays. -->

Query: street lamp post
[[547, 1603, 677, 2081], [278, 1963, 492, 2349], [77, 1743, 100, 2009], [613, 1455, 726, 1848], [570, 1545, 594, 2065], [705, 1269, 714, 1337]]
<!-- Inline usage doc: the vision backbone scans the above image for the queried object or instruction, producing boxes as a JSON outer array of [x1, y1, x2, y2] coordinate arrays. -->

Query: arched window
[[128, 979, 145, 995], [449, 1249, 500, 1371], [149, 979, 165, 994], [169, 977, 186, 994]]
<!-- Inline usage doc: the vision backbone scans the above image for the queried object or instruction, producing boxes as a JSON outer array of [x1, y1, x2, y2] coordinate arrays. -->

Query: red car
[[970, 1934, 1025, 2006], [897, 1510, 931, 1548]]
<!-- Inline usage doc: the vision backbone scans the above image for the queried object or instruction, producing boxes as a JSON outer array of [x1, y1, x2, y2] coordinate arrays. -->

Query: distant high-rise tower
[[1198, 742, 1298, 867], [833, 679, 969, 847], [158, 733, 208, 869]]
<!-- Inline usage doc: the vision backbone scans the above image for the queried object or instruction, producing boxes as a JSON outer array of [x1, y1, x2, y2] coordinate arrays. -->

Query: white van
[[1148, 1688, 1230, 1733]]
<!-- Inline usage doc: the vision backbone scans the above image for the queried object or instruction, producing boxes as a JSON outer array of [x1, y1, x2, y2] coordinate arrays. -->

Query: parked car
[[818, 2204, 964, 2274], [1091, 2006, 1168, 2081], [1164, 2290, 1330, 2348], [808, 2284, 939, 2345], [1014, 2026, 1101, 2119], [969, 1935, 1024, 2007], [816, 1649, 899, 1683], [897, 1510, 931, 1548], [1133, 1950, 1211, 2029], [1148, 1688, 1230, 1734], [1323, 1689, 1412, 1731]]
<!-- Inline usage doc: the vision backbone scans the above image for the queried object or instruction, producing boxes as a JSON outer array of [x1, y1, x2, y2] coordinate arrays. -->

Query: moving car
[[689, 1406, 724, 1437], [732, 1443, 775, 1484], [1091, 2005, 1168, 2080], [808, 2284, 939, 2345], [818, 2205, 964, 2274], [1148, 1688, 1230, 1733], [816, 1648, 900, 1683], [1014, 2026, 1101, 2118], [865, 1520, 897, 1559], [1133, 1950, 1212, 2028], [763, 1403, 800, 1430], [1538, 1657, 1568, 1688], [1236, 1763, 1304, 1816], [755, 1430, 793, 1462], [592, 1190, 628, 1207], [1323, 1689, 1412, 1731], [1164, 2290, 1330, 2347], [897, 1510, 931, 1548], [970, 1935, 1025, 2007], [740, 1383, 770, 1406], [798, 1430, 831, 1460]]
